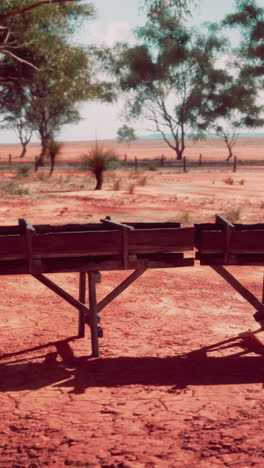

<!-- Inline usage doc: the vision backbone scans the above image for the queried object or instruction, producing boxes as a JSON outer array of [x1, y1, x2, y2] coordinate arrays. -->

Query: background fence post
[[134, 156, 138, 170], [199, 153, 202, 167], [8, 154, 12, 166], [183, 156, 187, 173], [233, 156, 237, 173]]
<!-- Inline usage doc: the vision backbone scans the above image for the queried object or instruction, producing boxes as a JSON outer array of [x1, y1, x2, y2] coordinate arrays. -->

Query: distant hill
[[139, 132, 264, 139]]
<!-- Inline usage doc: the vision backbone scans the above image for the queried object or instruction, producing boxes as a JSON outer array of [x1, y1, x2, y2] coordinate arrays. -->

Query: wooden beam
[[211, 266, 264, 316], [97, 268, 147, 314], [100, 217, 134, 231]]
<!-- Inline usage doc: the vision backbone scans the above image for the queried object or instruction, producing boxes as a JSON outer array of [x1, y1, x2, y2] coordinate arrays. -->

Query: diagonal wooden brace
[[211, 265, 264, 318], [33, 273, 91, 325], [97, 268, 147, 314]]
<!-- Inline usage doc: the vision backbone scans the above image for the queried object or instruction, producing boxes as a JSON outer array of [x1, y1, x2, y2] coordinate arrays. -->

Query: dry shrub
[[223, 176, 234, 185], [225, 207, 241, 223]]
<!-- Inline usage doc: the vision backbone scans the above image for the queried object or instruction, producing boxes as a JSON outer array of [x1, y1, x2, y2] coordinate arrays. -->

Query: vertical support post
[[134, 156, 138, 170], [161, 154, 165, 167], [199, 153, 202, 167], [88, 271, 99, 357], [78, 271, 86, 338], [8, 154, 12, 166]]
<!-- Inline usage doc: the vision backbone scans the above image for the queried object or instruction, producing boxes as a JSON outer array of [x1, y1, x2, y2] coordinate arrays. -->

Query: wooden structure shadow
[[0, 217, 194, 357]]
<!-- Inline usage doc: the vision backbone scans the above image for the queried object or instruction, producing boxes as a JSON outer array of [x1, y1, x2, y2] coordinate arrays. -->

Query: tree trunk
[[36, 143, 48, 170], [226, 146, 233, 161], [19, 144, 27, 158], [95, 171, 103, 190], [49, 152, 55, 176]]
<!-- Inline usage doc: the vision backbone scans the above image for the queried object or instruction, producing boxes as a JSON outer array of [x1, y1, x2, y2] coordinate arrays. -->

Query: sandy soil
[[0, 140, 264, 467]]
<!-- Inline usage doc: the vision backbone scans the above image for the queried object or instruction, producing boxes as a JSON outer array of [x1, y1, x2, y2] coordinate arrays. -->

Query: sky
[[1, 0, 264, 143]]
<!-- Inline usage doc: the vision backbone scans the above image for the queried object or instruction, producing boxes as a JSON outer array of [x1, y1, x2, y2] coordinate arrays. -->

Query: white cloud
[[82, 20, 131, 47]]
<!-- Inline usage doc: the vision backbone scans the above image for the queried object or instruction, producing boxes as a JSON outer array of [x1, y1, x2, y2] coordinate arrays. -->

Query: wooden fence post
[[8, 154, 12, 166], [134, 156, 138, 170], [124, 154, 127, 165], [183, 157, 187, 173], [233, 156, 237, 173], [160, 154, 165, 167], [199, 153, 202, 167]]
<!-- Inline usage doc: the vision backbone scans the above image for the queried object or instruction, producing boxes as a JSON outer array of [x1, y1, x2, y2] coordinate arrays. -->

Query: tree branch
[[0, 0, 82, 24]]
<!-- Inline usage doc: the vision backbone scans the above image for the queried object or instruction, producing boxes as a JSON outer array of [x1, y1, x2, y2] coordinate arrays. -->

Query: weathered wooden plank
[[197, 230, 264, 254], [31, 227, 194, 258], [33, 231, 122, 257], [197, 253, 264, 266], [0, 235, 25, 260], [127, 228, 194, 253], [0, 253, 193, 275], [122, 222, 181, 229]]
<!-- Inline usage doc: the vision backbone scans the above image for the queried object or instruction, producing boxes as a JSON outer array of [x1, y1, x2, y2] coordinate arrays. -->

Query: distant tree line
[[0, 0, 263, 174]]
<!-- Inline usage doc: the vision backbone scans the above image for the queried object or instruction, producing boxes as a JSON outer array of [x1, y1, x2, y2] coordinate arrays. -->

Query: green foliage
[[111, 8, 231, 160], [0, 1, 114, 161], [117, 125, 137, 147], [223, 0, 264, 83]]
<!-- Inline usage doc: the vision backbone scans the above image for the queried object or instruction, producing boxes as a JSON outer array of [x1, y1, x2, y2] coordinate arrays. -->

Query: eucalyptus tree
[[0, 0, 113, 167], [110, 7, 231, 160], [117, 125, 137, 150], [223, 0, 264, 85]]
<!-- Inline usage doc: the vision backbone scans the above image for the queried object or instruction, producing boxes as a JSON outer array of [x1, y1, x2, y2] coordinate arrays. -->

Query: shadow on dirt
[[1, 331, 264, 394]]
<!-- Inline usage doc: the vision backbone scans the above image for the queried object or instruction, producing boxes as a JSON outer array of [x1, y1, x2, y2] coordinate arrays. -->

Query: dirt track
[[0, 159, 264, 467]]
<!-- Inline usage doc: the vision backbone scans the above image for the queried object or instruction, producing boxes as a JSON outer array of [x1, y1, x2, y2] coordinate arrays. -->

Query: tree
[[0, 0, 89, 70], [117, 125, 137, 151], [82, 143, 117, 190], [143, 0, 197, 17], [47, 139, 63, 176], [110, 8, 231, 159], [0, 0, 113, 166], [211, 0, 264, 157], [223, 0, 264, 85]]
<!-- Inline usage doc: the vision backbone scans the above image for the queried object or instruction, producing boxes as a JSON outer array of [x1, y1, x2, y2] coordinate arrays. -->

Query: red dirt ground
[[0, 138, 264, 467]]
